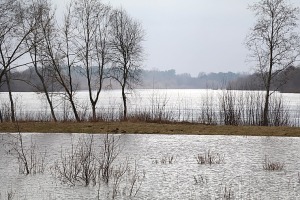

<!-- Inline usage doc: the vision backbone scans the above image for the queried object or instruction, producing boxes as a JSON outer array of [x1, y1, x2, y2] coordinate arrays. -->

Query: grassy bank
[[1, 121, 300, 137]]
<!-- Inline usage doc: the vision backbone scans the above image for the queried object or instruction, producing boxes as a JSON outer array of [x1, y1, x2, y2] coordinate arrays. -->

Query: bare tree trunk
[[91, 103, 96, 121], [34, 67, 57, 122], [263, 60, 273, 126], [121, 85, 127, 120], [5, 70, 15, 122], [0, 105, 3, 122], [69, 96, 80, 122], [263, 89, 270, 126]]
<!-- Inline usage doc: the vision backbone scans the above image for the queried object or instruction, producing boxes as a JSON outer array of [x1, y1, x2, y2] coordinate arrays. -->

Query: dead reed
[[195, 150, 224, 165], [263, 156, 284, 171]]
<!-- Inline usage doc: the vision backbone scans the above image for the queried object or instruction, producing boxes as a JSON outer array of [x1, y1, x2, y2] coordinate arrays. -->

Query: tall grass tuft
[[263, 156, 284, 171], [195, 150, 224, 165]]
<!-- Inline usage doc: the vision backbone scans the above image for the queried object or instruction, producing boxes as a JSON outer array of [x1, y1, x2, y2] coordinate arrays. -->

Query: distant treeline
[[1, 67, 300, 92], [0, 68, 242, 91], [228, 66, 300, 93], [139, 69, 241, 89]]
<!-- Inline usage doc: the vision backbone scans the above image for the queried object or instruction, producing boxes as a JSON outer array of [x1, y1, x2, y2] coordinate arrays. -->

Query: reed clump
[[263, 156, 284, 171], [0, 89, 296, 127], [195, 150, 224, 165], [152, 154, 175, 165]]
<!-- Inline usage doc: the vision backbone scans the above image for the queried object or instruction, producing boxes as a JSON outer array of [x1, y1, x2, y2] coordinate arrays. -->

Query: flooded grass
[[263, 156, 285, 171], [1, 121, 300, 137], [195, 150, 224, 165], [2, 134, 300, 199]]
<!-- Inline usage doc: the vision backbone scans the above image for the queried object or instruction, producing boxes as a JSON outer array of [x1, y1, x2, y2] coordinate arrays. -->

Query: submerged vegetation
[[263, 156, 285, 171], [2, 132, 300, 199], [2, 133, 145, 199], [195, 150, 224, 165]]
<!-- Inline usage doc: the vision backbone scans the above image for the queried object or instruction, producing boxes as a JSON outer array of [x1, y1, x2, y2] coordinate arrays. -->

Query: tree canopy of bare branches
[[246, 0, 300, 126], [109, 8, 145, 120], [0, 0, 145, 122], [24, 0, 58, 122], [72, 0, 112, 121]]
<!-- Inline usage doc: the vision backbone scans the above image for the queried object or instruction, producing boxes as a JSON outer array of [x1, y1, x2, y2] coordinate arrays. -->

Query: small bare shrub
[[111, 160, 145, 200], [52, 134, 122, 187], [268, 94, 290, 126], [52, 135, 97, 186], [78, 136, 97, 186], [50, 134, 144, 199], [263, 156, 284, 171], [6, 133, 46, 175], [99, 134, 122, 184], [112, 161, 130, 199], [125, 162, 145, 197], [199, 91, 218, 125], [219, 90, 241, 126], [0, 103, 12, 122], [195, 150, 224, 165]]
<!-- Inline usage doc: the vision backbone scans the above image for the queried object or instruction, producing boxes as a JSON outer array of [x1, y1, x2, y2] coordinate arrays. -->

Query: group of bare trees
[[1, 0, 299, 127], [0, 0, 144, 122]]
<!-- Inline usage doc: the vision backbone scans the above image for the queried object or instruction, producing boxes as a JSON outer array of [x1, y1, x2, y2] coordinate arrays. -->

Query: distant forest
[[1, 66, 300, 92], [228, 66, 300, 93], [0, 68, 241, 91]]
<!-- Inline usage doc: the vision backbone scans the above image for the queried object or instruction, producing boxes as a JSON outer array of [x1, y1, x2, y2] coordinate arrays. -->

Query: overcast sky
[[52, 0, 300, 76]]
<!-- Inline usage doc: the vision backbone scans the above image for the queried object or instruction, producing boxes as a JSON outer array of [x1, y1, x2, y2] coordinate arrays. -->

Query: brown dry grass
[[1, 121, 300, 136]]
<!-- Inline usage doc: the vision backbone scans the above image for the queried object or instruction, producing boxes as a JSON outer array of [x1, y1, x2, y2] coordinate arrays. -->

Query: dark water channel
[[1, 133, 300, 199]]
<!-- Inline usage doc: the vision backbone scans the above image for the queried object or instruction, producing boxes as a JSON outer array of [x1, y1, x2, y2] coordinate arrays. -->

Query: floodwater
[[0, 89, 300, 124], [1, 133, 300, 199]]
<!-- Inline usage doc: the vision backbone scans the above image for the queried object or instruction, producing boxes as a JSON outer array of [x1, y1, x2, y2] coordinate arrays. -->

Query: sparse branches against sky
[[52, 0, 300, 76]]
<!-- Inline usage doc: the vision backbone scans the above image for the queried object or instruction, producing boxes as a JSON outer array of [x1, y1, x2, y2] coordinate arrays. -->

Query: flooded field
[[1, 133, 300, 199], [1, 89, 300, 125]]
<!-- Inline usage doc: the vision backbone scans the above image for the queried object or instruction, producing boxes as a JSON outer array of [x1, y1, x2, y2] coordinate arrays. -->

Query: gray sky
[[52, 0, 300, 76]]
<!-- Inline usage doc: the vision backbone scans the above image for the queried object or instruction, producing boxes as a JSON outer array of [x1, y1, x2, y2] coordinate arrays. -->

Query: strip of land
[[0, 121, 300, 137]]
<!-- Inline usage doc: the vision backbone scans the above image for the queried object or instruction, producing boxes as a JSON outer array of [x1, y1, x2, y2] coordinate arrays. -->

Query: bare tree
[[0, 0, 20, 122], [0, 0, 39, 122], [73, 0, 111, 121], [246, 0, 300, 126], [24, 0, 58, 122], [0, 0, 17, 84], [109, 8, 145, 120], [47, 2, 81, 122]]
